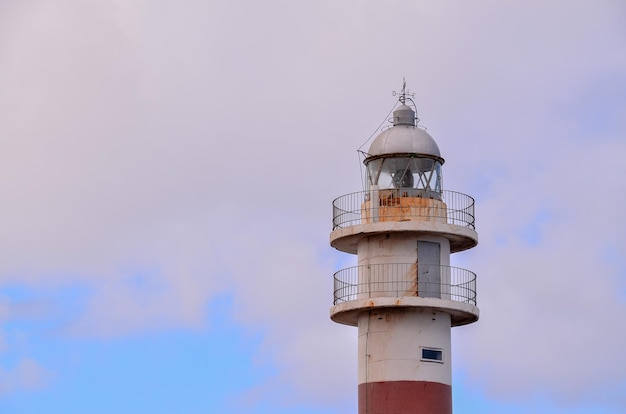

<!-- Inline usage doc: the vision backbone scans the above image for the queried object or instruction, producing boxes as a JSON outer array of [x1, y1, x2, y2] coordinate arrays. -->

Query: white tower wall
[[357, 308, 452, 385], [357, 234, 451, 267]]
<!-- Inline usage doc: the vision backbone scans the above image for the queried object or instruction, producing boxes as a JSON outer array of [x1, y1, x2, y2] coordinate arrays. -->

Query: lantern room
[[364, 104, 444, 199]]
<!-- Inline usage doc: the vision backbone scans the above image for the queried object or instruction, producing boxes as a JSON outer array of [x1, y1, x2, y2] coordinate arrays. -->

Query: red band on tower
[[358, 381, 452, 414]]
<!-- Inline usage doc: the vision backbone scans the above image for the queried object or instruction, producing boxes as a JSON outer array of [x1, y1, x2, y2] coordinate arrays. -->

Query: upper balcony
[[330, 189, 478, 254], [333, 189, 474, 229]]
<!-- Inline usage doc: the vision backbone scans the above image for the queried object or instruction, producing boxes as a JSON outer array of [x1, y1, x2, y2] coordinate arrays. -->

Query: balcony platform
[[330, 221, 477, 254], [330, 296, 479, 327]]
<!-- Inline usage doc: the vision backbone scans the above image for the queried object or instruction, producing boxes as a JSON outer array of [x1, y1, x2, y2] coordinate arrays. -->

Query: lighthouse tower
[[330, 84, 479, 414]]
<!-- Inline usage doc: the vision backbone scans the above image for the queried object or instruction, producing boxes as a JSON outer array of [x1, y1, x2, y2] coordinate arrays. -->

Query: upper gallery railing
[[332, 189, 475, 230]]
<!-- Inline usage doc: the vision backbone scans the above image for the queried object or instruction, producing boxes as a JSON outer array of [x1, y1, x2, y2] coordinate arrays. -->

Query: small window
[[421, 347, 443, 363]]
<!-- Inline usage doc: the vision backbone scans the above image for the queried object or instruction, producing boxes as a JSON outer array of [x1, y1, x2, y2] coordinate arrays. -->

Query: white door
[[417, 241, 441, 298]]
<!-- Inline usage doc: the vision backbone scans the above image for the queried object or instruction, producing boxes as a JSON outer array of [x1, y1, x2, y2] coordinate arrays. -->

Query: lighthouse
[[330, 83, 479, 414]]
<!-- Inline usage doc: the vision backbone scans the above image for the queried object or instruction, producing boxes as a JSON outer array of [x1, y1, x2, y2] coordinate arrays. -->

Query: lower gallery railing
[[333, 263, 476, 306]]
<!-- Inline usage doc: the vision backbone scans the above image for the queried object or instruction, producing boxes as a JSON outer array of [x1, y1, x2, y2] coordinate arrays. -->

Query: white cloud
[[220, 224, 356, 407], [0, 358, 50, 395], [0, 0, 625, 410]]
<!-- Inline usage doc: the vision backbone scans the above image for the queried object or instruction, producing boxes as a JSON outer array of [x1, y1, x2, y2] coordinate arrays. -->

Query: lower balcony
[[334, 263, 476, 305], [330, 263, 479, 327]]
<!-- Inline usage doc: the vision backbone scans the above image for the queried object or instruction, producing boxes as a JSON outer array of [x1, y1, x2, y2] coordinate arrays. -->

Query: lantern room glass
[[366, 156, 443, 194]]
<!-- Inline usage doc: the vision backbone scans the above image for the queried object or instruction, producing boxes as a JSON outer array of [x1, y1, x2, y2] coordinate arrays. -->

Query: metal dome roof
[[367, 113, 443, 161]]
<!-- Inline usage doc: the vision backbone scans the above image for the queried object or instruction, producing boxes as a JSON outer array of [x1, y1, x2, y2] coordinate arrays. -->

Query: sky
[[0, 0, 625, 413]]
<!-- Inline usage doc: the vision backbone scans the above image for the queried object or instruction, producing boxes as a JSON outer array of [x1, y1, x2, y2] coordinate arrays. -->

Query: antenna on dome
[[392, 78, 419, 125], [392, 77, 415, 105]]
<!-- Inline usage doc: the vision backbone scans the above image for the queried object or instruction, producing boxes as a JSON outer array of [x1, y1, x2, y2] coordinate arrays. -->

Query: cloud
[[0, 0, 625, 411], [219, 223, 357, 408], [453, 129, 626, 409], [0, 358, 50, 395]]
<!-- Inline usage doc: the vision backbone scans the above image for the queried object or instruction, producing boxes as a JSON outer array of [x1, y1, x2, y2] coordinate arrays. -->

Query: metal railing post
[[370, 185, 379, 223]]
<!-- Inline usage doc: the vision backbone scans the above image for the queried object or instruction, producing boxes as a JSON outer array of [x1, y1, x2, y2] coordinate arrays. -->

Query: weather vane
[[392, 77, 415, 104]]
